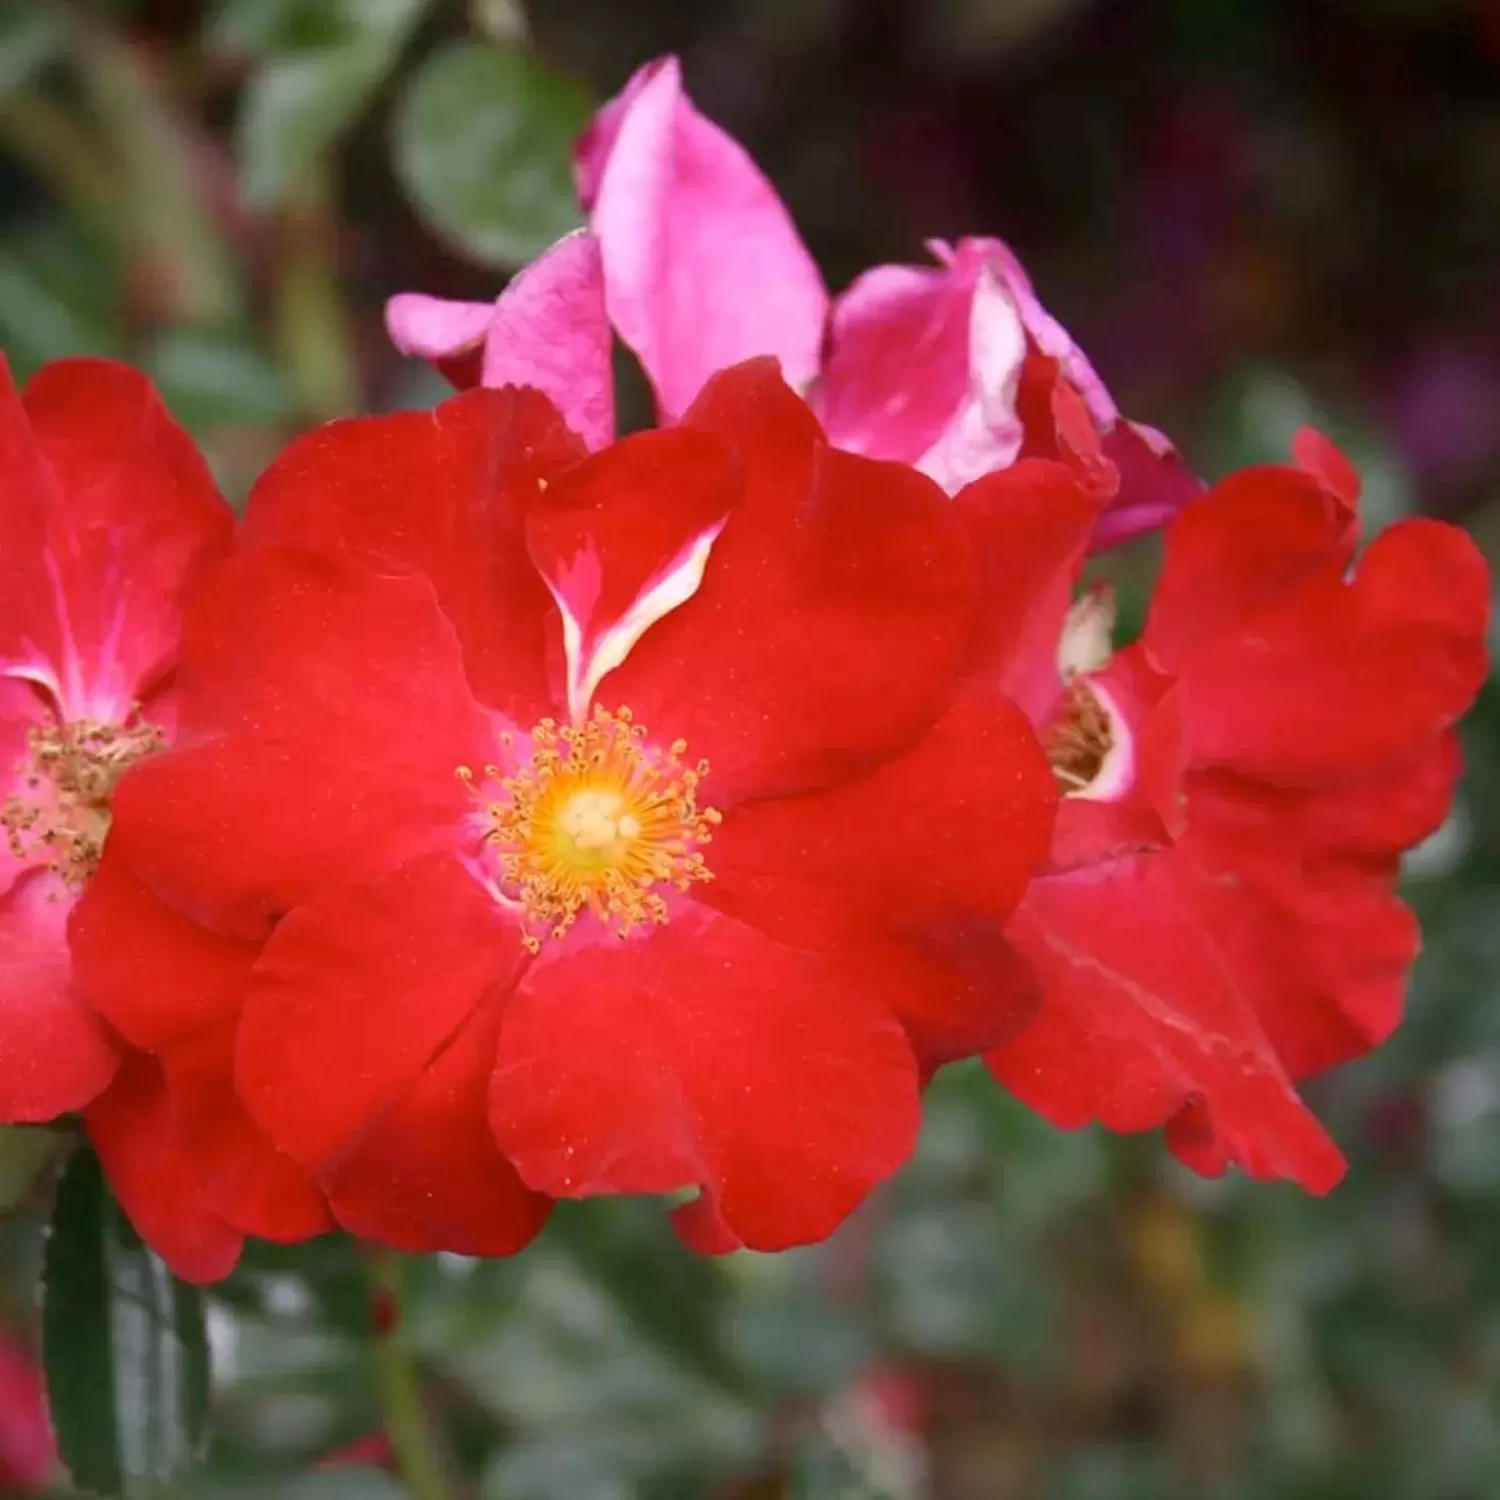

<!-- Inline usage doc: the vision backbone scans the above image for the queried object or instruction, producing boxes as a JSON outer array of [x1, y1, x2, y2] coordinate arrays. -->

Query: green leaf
[[42, 1149, 212, 1498], [0, 1126, 66, 1213], [0, 10, 66, 100], [392, 39, 589, 268], [0, 216, 124, 379], [142, 324, 291, 428], [543, 1199, 748, 1395], [237, 0, 436, 205]]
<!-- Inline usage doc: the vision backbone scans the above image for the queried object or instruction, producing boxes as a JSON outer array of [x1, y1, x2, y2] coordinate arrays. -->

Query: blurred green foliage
[[1, 1, 1498, 1498]]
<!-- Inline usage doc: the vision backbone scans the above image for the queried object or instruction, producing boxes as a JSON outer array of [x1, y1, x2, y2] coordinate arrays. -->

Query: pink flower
[[387, 56, 1197, 546]]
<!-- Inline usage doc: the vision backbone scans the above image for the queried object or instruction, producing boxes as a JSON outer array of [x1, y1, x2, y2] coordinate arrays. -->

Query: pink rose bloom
[[387, 56, 1198, 549]]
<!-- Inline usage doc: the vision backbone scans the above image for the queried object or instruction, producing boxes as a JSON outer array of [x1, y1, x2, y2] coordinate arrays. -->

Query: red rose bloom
[[967, 426, 1489, 1188], [71, 361, 1056, 1265], [0, 355, 281, 1282]]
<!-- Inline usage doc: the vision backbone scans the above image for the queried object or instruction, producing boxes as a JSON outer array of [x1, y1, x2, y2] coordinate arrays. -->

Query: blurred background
[[3, 2, 1500, 1497]]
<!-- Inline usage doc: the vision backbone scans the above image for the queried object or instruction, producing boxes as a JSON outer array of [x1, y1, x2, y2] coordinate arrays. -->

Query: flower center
[[1, 714, 167, 889], [466, 704, 721, 951], [1046, 681, 1114, 795]]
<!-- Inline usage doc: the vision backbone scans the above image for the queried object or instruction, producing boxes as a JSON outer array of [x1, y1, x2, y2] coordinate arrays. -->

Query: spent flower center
[[463, 704, 721, 951], [1046, 681, 1114, 796], [2, 714, 167, 889]]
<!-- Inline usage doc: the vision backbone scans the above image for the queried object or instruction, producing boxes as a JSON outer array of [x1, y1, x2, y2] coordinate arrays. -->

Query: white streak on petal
[[553, 520, 727, 721], [914, 266, 1027, 494]]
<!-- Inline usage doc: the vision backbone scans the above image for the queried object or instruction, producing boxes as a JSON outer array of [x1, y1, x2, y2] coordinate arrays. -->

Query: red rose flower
[[967, 426, 1488, 1188], [71, 361, 1057, 1266], [0, 355, 293, 1282]]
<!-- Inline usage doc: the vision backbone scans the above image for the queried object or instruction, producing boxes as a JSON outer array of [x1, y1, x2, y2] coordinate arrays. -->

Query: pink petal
[[478, 230, 614, 451], [384, 294, 494, 389], [817, 244, 1029, 494], [386, 233, 615, 450], [581, 56, 829, 420]]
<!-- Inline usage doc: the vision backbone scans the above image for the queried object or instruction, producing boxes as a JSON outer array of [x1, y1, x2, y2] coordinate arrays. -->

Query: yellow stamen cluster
[[1, 715, 166, 889], [463, 705, 721, 952], [1046, 681, 1113, 796]]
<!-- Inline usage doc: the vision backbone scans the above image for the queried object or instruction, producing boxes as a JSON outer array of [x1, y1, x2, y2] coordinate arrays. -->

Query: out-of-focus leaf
[[203, 1472, 409, 1500], [0, 217, 123, 377], [205, 0, 353, 59], [0, 10, 65, 99], [542, 1200, 745, 1395], [41, 1149, 211, 1498], [392, 39, 589, 267], [143, 325, 291, 428], [237, 0, 437, 205], [0, 1128, 65, 1214]]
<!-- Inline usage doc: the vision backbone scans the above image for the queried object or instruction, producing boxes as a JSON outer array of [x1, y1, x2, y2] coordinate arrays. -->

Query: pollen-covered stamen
[[463, 704, 721, 951], [1046, 681, 1114, 795], [1, 714, 167, 888]]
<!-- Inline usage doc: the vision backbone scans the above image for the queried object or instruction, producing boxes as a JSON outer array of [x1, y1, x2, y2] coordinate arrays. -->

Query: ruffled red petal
[[1172, 518, 1489, 783], [176, 546, 493, 761], [994, 855, 1347, 1193], [237, 853, 525, 1173], [951, 459, 1104, 719], [160, 1022, 333, 1242], [1178, 830, 1418, 1080], [106, 734, 467, 940], [239, 387, 587, 723], [1143, 461, 1357, 678], [86, 1050, 242, 1284], [0, 358, 231, 722], [328, 994, 550, 1256], [599, 361, 975, 803], [490, 907, 920, 1249], [708, 686, 1056, 943], [68, 854, 256, 1051], [0, 875, 118, 1122]]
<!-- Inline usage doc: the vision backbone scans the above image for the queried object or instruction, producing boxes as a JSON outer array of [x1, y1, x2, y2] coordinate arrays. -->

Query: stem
[[366, 1249, 453, 1500], [273, 169, 362, 422]]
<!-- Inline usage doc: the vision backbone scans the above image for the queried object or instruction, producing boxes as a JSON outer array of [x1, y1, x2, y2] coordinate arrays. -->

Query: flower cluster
[[0, 59, 1487, 1284]]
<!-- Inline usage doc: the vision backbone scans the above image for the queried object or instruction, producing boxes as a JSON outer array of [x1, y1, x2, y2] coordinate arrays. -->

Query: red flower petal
[[526, 428, 737, 713], [490, 908, 920, 1249], [237, 853, 526, 1173], [106, 734, 467, 940], [709, 687, 1056, 942], [86, 1050, 242, 1284], [239, 387, 587, 723], [1174, 518, 1489, 783], [992, 855, 1347, 1193], [68, 854, 256, 1051], [328, 994, 550, 1256], [4, 359, 231, 721], [952, 459, 1104, 719], [1179, 830, 1418, 1080], [1143, 461, 1357, 678], [160, 1022, 333, 1242], [0, 876, 118, 1121], [600, 362, 975, 803], [1186, 731, 1463, 863], [178, 546, 493, 760]]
